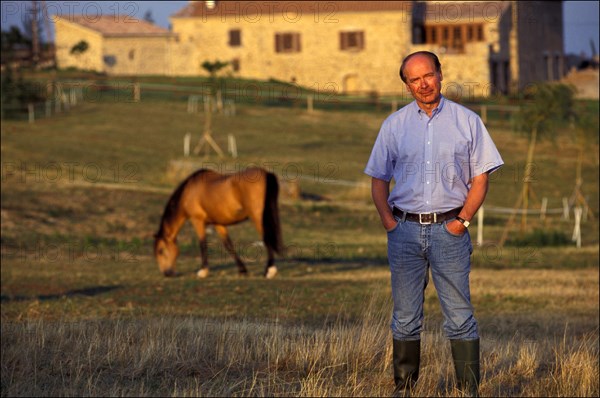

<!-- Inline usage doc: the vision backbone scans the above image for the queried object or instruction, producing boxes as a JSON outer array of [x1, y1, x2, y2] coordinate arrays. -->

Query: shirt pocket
[[438, 142, 469, 183]]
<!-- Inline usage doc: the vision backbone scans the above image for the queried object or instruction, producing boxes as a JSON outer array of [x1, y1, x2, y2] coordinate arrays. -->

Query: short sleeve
[[364, 118, 395, 181], [469, 117, 504, 177]]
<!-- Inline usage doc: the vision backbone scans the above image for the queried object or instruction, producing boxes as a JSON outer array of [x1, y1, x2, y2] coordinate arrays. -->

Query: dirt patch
[[561, 68, 599, 99]]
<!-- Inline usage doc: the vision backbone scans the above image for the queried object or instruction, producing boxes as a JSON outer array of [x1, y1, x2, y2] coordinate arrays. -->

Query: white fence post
[[477, 206, 484, 246], [562, 197, 570, 220], [184, 132, 191, 156], [540, 197, 548, 220], [228, 134, 238, 158], [28, 103, 34, 124], [133, 83, 141, 102], [224, 99, 236, 116], [572, 206, 582, 248]]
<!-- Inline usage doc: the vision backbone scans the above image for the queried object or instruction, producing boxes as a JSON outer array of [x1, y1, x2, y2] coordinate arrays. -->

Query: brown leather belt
[[392, 207, 462, 224]]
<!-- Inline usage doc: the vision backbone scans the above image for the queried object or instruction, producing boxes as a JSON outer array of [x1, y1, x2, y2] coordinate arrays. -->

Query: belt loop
[[401, 210, 407, 223]]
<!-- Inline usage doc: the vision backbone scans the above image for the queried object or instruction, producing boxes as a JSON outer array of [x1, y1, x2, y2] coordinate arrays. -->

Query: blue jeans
[[387, 216, 478, 340]]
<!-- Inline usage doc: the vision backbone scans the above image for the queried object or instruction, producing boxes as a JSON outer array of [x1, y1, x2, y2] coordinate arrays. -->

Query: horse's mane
[[155, 169, 208, 239]]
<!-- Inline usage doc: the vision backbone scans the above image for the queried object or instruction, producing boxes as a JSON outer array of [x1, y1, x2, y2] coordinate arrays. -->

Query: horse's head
[[153, 234, 179, 277]]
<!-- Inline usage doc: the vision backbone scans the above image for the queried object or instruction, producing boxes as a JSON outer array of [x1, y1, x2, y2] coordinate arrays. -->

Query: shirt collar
[[415, 95, 446, 119]]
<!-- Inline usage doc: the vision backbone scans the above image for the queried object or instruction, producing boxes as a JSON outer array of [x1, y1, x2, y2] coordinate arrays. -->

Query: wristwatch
[[456, 216, 470, 228]]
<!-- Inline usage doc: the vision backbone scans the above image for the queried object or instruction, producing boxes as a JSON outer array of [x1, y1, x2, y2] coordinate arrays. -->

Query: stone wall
[[170, 10, 413, 95], [103, 36, 173, 76], [54, 17, 174, 76], [54, 17, 104, 72], [169, 6, 513, 98], [514, 1, 564, 90]]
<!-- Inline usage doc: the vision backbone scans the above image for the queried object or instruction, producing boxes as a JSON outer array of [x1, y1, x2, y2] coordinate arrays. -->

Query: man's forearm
[[458, 172, 489, 221], [372, 177, 396, 230]]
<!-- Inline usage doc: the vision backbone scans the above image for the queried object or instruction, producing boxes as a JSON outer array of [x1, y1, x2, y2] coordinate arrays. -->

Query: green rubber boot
[[450, 338, 480, 397]]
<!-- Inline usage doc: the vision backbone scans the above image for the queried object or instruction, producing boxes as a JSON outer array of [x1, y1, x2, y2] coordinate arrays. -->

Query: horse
[[154, 167, 283, 278]]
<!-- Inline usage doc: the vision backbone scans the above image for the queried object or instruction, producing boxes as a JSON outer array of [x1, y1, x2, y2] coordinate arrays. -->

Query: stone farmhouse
[[54, 15, 176, 75], [54, 1, 565, 98]]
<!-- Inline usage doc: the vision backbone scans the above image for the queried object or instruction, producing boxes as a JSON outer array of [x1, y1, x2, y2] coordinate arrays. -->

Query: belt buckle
[[418, 213, 436, 224]]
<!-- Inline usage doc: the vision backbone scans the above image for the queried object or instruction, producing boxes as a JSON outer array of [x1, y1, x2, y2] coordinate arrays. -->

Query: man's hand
[[384, 218, 399, 232], [372, 178, 399, 232], [446, 219, 467, 235]]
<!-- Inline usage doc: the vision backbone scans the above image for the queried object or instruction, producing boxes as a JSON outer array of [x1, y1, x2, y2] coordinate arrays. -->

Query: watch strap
[[456, 216, 470, 228]]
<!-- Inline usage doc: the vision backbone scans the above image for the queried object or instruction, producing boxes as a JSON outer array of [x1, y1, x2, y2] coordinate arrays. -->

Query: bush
[[508, 229, 571, 247], [1, 67, 46, 119]]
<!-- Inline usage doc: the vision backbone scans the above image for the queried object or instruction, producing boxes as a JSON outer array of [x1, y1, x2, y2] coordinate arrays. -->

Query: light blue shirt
[[364, 96, 504, 213]]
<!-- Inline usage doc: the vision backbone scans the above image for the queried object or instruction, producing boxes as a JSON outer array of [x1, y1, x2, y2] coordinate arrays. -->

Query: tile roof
[[171, 1, 511, 22], [171, 1, 414, 18], [57, 15, 174, 37]]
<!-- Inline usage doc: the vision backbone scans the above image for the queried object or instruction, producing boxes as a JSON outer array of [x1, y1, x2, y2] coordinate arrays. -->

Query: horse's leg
[[190, 218, 209, 278], [249, 214, 278, 279], [214, 225, 248, 276], [265, 245, 277, 279]]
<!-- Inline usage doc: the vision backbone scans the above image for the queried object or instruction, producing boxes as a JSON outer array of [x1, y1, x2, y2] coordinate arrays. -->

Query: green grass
[[1, 98, 598, 322]]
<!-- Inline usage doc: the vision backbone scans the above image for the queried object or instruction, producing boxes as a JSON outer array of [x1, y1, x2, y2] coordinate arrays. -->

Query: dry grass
[[2, 293, 598, 397]]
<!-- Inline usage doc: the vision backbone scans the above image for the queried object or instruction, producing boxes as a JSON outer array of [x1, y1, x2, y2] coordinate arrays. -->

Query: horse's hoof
[[197, 268, 209, 278], [265, 266, 278, 279]]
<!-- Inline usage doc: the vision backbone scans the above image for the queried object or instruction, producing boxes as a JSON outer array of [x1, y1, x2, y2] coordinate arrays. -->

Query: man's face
[[403, 55, 443, 107]]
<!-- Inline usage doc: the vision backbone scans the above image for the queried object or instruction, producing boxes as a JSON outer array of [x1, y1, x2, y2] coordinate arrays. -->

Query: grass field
[[1, 97, 599, 396]]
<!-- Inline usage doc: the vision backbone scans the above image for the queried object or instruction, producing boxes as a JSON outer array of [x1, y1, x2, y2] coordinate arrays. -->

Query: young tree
[[569, 100, 598, 220], [202, 60, 229, 113], [193, 60, 230, 157], [201, 60, 229, 97], [143, 10, 155, 24], [22, 1, 43, 66], [500, 83, 576, 244]]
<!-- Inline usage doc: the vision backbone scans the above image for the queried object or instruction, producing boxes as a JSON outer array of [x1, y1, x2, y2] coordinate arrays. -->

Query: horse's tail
[[263, 172, 284, 255]]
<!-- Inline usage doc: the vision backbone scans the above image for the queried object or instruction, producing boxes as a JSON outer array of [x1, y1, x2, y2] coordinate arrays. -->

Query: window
[[423, 23, 485, 53], [453, 27, 462, 41], [412, 26, 425, 44], [275, 33, 301, 53], [231, 58, 240, 72], [128, 49, 135, 60], [467, 25, 474, 41], [426, 26, 437, 43], [229, 29, 241, 47], [340, 31, 365, 51], [452, 27, 462, 50]]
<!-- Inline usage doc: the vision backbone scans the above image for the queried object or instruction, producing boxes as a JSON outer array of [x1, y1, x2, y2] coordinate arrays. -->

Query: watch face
[[463, 220, 470, 228]]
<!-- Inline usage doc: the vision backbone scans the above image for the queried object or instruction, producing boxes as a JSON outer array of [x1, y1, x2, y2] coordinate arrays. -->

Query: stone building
[[54, 1, 565, 98], [169, 0, 565, 97], [54, 15, 175, 75]]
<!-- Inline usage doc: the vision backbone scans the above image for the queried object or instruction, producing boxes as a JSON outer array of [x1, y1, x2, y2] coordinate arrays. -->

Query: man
[[364, 51, 503, 396]]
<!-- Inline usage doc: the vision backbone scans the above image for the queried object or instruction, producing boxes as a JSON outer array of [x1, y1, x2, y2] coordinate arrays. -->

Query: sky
[[1, 0, 599, 57]]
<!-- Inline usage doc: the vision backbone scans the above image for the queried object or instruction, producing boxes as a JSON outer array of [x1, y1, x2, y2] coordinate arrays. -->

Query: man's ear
[[439, 70, 443, 82]]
